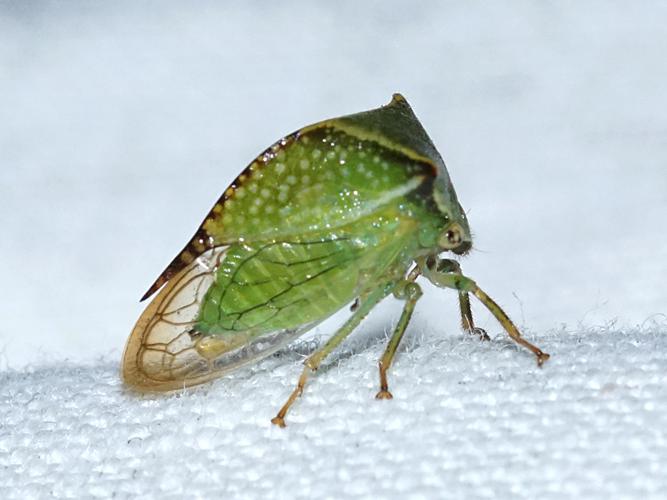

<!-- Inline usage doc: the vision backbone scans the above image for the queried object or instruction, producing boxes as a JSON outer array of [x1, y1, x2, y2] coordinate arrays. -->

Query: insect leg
[[375, 281, 423, 400], [421, 261, 550, 366], [271, 284, 393, 428], [432, 258, 489, 340]]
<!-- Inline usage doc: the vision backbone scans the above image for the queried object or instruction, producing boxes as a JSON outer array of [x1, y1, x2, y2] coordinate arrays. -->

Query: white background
[[1, 3, 666, 499], [1, 2, 664, 368]]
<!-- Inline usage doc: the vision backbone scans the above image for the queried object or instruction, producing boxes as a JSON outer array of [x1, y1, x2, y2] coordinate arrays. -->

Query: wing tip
[[140, 227, 219, 302], [140, 278, 165, 302]]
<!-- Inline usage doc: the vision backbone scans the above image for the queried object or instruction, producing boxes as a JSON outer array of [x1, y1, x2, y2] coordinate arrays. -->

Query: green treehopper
[[122, 94, 549, 427]]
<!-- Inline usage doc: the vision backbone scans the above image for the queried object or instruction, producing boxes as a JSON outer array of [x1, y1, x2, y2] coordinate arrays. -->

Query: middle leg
[[375, 280, 423, 400]]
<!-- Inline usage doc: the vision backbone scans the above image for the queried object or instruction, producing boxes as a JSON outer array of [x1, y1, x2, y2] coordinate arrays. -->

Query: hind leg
[[271, 283, 393, 427]]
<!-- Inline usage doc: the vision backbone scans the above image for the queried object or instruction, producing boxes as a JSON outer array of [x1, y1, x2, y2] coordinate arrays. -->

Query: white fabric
[[2, 320, 666, 499], [1, 1, 665, 369]]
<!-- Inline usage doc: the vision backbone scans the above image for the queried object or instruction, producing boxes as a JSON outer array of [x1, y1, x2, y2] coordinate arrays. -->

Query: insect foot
[[270, 416, 287, 428], [536, 351, 550, 367], [375, 390, 394, 400], [375, 361, 394, 399], [471, 327, 490, 341], [271, 369, 309, 428]]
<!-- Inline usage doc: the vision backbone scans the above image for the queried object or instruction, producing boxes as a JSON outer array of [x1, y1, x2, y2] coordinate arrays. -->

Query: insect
[[122, 94, 549, 427]]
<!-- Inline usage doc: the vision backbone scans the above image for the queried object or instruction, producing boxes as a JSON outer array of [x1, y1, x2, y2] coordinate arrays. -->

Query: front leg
[[421, 257, 550, 366], [431, 257, 489, 341]]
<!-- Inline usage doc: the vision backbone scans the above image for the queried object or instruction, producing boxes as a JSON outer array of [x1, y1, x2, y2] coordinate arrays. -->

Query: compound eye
[[446, 228, 462, 246], [439, 223, 471, 255]]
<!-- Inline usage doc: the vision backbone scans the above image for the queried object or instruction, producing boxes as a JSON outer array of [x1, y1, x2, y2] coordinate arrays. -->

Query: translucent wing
[[122, 246, 319, 392]]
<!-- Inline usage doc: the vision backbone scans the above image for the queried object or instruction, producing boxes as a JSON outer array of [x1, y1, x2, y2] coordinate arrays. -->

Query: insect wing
[[196, 237, 367, 336], [122, 246, 316, 391]]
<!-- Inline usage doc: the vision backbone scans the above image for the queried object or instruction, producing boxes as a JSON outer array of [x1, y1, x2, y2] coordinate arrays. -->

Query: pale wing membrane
[[122, 246, 318, 392]]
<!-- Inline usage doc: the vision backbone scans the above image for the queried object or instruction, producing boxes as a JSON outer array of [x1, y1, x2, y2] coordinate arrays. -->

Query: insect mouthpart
[[452, 239, 472, 256]]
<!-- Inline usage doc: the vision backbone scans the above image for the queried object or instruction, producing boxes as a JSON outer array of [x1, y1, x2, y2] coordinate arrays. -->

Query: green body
[[168, 96, 471, 345], [127, 94, 548, 407]]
